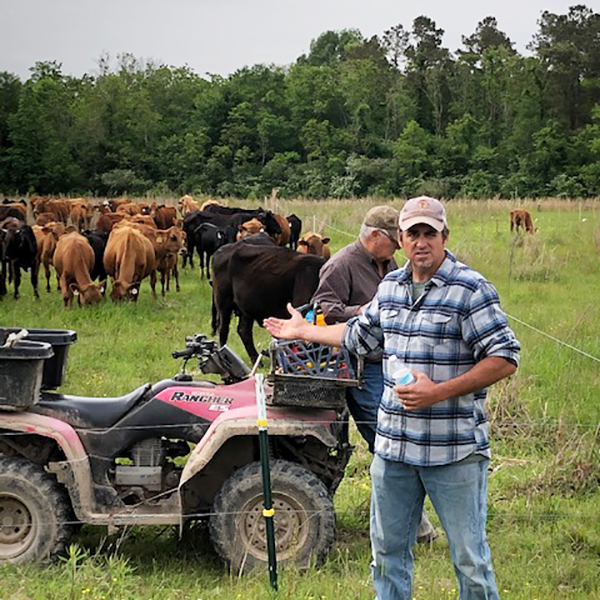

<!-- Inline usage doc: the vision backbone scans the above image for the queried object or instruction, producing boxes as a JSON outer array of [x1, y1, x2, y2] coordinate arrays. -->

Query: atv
[[0, 328, 355, 572]]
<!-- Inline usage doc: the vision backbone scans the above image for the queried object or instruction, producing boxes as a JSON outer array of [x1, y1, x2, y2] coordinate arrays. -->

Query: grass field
[[1, 197, 599, 599]]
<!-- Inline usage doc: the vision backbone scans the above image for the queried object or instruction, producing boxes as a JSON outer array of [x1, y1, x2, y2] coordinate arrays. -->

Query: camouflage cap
[[363, 205, 400, 239]]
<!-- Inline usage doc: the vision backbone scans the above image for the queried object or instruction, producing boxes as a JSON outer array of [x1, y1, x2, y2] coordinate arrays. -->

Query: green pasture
[[0, 198, 599, 599]]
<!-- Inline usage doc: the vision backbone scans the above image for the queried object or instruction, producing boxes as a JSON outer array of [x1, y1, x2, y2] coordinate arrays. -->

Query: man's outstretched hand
[[263, 303, 307, 340]]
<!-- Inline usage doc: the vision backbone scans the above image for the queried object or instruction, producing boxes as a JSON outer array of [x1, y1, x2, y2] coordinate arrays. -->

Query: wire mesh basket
[[268, 340, 360, 409]]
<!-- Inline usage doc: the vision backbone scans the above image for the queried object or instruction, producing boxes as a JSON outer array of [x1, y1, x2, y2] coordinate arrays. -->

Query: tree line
[[0, 5, 598, 199]]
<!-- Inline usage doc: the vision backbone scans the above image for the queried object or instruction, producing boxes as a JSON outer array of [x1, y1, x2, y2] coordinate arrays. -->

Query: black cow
[[0, 206, 26, 221], [182, 209, 281, 269], [287, 214, 302, 251], [0, 217, 39, 299], [202, 204, 263, 216], [193, 222, 236, 279], [82, 230, 109, 283], [211, 236, 325, 363]]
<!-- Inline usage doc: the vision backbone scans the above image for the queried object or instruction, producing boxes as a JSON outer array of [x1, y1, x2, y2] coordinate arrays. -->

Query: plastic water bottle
[[389, 355, 415, 385]]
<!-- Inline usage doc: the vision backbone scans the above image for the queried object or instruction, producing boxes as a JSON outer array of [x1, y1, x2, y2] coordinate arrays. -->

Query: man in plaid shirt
[[264, 196, 520, 600]]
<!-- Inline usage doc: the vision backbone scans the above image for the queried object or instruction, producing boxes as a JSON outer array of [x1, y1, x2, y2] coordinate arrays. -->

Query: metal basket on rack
[[268, 339, 360, 409]]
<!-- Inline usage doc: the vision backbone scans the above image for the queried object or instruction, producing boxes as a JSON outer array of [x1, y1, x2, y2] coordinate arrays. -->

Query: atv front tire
[[0, 457, 73, 563], [209, 460, 335, 573]]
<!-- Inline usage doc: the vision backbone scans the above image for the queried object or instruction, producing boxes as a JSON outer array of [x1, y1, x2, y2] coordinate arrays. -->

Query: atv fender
[[179, 404, 338, 489], [0, 411, 95, 520]]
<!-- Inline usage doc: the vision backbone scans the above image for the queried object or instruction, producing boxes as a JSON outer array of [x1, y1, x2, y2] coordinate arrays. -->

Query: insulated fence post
[[255, 373, 278, 591]]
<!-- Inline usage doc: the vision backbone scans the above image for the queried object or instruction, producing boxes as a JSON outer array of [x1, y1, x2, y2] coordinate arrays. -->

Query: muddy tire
[[0, 457, 73, 563], [209, 460, 335, 573]]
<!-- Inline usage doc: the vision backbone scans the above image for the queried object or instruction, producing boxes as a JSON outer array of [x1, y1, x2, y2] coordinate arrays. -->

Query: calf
[[193, 222, 236, 278], [297, 231, 331, 260], [155, 226, 186, 294], [104, 225, 157, 301], [0, 217, 39, 299], [53, 232, 104, 307], [510, 209, 535, 234], [32, 221, 65, 292]]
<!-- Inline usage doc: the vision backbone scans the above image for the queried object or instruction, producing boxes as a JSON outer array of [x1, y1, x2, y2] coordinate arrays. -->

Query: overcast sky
[[2, 0, 583, 80]]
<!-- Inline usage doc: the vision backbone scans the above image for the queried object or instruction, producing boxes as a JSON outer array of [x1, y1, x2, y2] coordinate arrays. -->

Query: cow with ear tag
[[104, 225, 156, 302], [53, 232, 104, 307]]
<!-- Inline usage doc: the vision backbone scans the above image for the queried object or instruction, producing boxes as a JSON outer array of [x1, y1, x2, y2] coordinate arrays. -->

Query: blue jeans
[[370, 454, 499, 600], [346, 361, 382, 453]]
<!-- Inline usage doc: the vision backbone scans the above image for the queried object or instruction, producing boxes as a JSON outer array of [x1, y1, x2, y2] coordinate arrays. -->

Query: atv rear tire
[[209, 460, 335, 573], [0, 457, 73, 563]]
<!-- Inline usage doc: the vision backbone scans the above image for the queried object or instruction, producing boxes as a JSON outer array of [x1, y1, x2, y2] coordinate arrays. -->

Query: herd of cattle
[[1, 196, 535, 360], [0, 195, 332, 360]]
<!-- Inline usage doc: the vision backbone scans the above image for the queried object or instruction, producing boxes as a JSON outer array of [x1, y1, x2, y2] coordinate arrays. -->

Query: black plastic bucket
[[0, 340, 54, 410], [1, 329, 77, 389]]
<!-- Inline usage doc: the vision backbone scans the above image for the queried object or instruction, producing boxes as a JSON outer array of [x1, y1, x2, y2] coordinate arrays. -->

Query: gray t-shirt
[[412, 279, 430, 303]]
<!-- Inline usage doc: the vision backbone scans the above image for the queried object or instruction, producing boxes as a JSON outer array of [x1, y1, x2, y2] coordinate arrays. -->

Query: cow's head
[[258, 211, 282, 237], [237, 218, 265, 240], [71, 281, 104, 306], [297, 233, 330, 257], [110, 280, 130, 302], [157, 227, 185, 254]]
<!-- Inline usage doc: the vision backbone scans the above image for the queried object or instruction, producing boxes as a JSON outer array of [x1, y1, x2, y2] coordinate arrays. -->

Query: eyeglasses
[[377, 228, 400, 248]]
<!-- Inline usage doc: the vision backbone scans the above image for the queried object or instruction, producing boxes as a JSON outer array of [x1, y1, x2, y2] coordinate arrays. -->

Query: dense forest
[[0, 5, 598, 199]]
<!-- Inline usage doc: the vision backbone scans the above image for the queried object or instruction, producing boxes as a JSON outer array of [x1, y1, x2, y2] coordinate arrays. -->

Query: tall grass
[[1, 198, 599, 599]]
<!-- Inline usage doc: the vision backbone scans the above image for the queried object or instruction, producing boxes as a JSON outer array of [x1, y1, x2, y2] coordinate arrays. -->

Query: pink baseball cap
[[399, 196, 447, 232]]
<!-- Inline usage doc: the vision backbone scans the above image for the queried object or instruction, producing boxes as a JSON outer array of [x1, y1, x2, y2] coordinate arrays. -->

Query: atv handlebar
[[172, 333, 250, 384], [172, 348, 195, 359]]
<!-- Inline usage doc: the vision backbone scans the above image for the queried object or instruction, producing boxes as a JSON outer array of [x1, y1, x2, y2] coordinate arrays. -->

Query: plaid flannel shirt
[[343, 250, 520, 466]]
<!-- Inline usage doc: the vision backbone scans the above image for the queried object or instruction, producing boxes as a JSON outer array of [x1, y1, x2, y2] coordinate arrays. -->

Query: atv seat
[[34, 383, 152, 430]]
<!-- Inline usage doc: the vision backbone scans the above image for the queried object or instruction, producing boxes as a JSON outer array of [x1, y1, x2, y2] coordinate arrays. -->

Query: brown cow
[[155, 227, 186, 295], [297, 231, 331, 260], [32, 221, 65, 292], [179, 194, 201, 217], [103, 225, 157, 302], [96, 212, 126, 233], [126, 214, 157, 228], [237, 218, 265, 240], [271, 213, 291, 246], [510, 209, 535, 234], [113, 220, 183, 294], [116, 202, 143, 216], [66, 198, 93, 231], [53, 232, 104, 307], [152, 205, 177, 229], [33, 199, 70, 223]]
